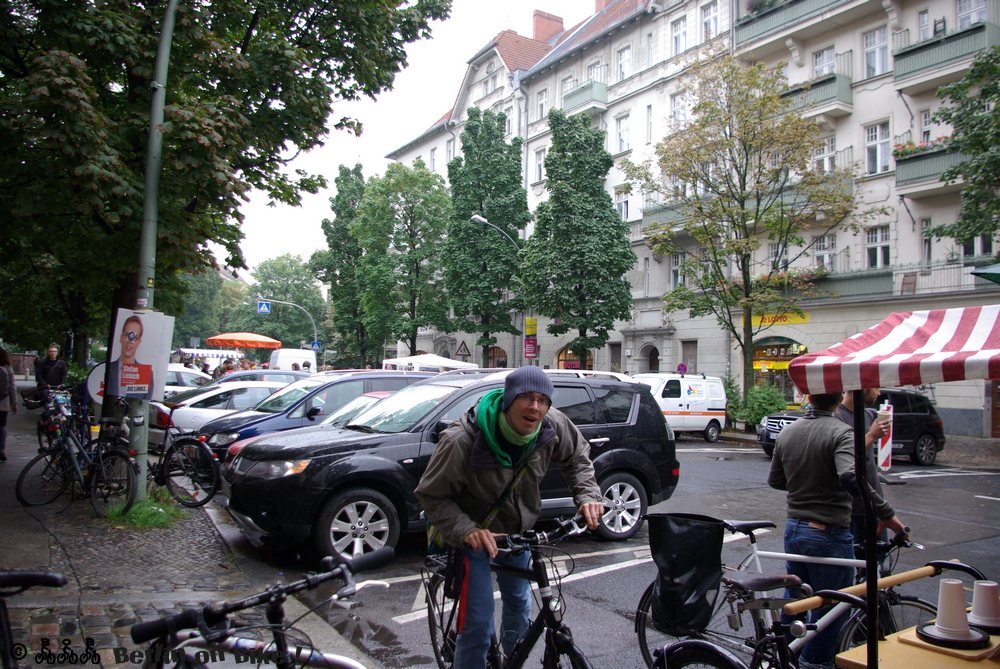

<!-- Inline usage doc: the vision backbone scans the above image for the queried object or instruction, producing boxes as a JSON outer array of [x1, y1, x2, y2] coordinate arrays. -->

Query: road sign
[[257, 301, 271, 315], [310, 341, 322, 351], [455, 341, 471, 357]]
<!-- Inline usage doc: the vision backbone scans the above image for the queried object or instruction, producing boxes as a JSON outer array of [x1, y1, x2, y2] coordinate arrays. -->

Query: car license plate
[[769, 432, 780, 440]]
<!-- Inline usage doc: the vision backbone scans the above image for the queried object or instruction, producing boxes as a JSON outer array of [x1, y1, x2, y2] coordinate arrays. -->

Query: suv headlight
[[259, 460, 311, 479], [208, 432, 240, 446]]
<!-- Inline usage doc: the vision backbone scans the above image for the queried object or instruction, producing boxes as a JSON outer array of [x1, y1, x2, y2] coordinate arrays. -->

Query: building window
[[815, 136, 836, 172], [671, 252, 687, 288], [701, 1, 718, 41], [918, 10, 931, 40], [617, 45, 632, 82], [921, 218, 933, 263], [813, 47, 835, 78], [429, 147, 436, 172], [865, 225, 891, 268], [446, 138, 454, 162], [865, 121, 890, 175], [504, 107, 513, 135], [920, 109, 933, 143], [646, 104, 653, 144], [560, 75, 577, 107], [644, 30, 656, 67], [863, 26, 889, 78], [588, 61, 606, 84], [615, 190, 629, 221], [534, 148, 546, 182], [814, 233, 837, 269], [957, 0, 987, 29], [768, 242, 789, 270], [963, 233, 994, 257], [670, 91, 687, 129], [672, 16, 687, 55], [536, 89, 548, 122], [616, 114, 630, 153]]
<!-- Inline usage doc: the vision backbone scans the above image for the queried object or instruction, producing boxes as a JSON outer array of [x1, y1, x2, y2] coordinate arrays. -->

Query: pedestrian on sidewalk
[[0, 347, 16, 461], [35, 343, 67, 391]]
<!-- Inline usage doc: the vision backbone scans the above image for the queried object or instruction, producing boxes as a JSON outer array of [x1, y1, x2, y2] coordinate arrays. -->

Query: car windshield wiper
[[342, 423, 377, 433]]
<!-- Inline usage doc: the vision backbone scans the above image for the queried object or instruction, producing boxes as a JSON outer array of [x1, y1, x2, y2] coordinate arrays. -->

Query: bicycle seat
[[0, 570, 67, 591], [724, 572, 803, 594], [723, 519, 777, 535]]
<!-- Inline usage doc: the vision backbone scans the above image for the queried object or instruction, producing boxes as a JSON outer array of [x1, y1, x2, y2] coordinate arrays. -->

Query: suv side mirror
[[306, 406, 324, 420], [430, 420, 450, 443]]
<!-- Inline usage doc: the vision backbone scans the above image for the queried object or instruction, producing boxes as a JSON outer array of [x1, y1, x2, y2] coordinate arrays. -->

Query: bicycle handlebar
[[496, 515, 588, 552], [0, 570, 67, 591], [130, 548, 394, 644]]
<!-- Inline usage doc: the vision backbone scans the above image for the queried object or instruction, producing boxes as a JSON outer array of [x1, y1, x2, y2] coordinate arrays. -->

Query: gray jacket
[[415, 405, 602, 548]]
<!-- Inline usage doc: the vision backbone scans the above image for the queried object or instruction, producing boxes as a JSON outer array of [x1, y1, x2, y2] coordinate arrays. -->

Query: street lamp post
[[257, 295, 318, 347], [470, 214, 526, 368]]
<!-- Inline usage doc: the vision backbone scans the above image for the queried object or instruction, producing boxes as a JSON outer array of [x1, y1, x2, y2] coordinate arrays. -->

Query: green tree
[[932, 45, 1000, 243], [310, 164, 375, 368], [623, 56, 862, 399], [0, 0, 450, 360], [520, 109, 636, 366], [352, 161, 452, 357], [445, 108, 532, 363], [231, 255, 325, 350], [170, 271, 223, 348]]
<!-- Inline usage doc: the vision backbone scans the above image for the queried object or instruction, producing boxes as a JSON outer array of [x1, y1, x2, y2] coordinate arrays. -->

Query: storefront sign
[[745, 312, 810, 326]]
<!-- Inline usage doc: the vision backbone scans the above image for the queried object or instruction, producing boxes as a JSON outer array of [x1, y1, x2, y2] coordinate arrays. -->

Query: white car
[[164, 363, 212, 398], [149, 380, 286, 450]]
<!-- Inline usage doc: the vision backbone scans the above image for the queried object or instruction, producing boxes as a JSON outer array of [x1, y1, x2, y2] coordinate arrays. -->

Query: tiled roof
[[494, 30, 553, 72], [527, 0, 647, 76]]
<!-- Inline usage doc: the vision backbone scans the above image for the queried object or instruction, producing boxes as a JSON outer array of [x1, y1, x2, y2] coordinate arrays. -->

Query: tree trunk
[[742, 304, 754, 402]]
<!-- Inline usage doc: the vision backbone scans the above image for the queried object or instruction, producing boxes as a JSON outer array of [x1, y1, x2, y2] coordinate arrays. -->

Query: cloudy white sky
[[236, 0, 593, 274]]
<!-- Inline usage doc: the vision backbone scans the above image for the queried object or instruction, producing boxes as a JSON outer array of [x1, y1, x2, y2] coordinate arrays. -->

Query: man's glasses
[[123, 331, 141, 342], [515, 392, 551, 408]]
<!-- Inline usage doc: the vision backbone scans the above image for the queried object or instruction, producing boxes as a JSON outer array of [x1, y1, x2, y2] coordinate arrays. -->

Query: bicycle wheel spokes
[[837, 593, 936, 651], [163, 441, 219, 508], [16, 452, 71, 506], [426, 573, 459, 669], [89, 450, 137, 517]]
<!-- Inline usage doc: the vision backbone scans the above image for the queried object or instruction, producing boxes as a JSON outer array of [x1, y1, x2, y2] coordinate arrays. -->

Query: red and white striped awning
[[788, 304, 1000, 395]]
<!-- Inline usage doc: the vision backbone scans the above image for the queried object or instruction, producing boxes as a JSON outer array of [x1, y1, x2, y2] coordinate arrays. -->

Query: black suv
[[756, 388, 945, 465], [226, 373, 679, 561]]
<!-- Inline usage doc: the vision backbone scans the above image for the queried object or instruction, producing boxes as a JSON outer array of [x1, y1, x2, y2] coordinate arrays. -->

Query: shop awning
[[787, 304, 1000, 395]]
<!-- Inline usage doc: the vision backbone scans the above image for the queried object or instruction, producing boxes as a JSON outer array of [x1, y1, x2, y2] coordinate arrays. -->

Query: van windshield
[[254, 378, 325, 414]]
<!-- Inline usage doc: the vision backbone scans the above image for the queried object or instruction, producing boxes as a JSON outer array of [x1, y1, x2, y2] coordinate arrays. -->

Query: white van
[[268, 348, 317, 371], [632, 373, 728, 442]]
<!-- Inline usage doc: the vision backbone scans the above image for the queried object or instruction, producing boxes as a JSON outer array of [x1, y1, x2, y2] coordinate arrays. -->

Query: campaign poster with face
[[104, 309, 174, 402]]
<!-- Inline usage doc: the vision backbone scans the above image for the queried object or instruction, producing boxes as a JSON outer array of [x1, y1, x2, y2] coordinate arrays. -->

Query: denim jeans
[[782, 518, 855, 669], [453, 548, 532, 669]]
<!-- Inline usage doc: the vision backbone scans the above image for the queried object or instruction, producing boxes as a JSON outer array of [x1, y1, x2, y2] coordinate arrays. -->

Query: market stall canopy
[[382, 353, 478, 372], [971, 262, 1000, 285], [788, 304, 1000, 395], [205, 332, 282, 349]]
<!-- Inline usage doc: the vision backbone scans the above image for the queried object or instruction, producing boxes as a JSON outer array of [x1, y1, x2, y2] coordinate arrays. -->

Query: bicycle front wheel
[[16, 452, 71, 506], [162, 439, 220, 508], [89, 449, 137, 517], [652, 644, 745, 669], [836, 593, 936, 652], [542, 631, 594, 669], [425, 571, 502, 669]]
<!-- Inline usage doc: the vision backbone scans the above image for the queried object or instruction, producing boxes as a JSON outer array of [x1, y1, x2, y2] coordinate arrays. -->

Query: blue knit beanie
[[503, 366, 554, 410]]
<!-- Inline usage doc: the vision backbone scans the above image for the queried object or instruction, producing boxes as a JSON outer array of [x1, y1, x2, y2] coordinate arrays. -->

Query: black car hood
[[199, 410, 271, 434], [238, 424, 394, 460], [766, 409, 809, 421]]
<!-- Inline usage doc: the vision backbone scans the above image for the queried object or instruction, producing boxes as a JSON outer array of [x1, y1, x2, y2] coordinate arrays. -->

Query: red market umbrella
[[205, 332, 282, 349]]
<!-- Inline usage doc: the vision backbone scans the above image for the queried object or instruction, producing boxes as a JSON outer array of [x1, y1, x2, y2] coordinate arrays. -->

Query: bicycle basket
[[647, 513, 725, 635]]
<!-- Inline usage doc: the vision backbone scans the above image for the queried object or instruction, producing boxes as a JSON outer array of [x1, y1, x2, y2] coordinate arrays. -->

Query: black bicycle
[[423, 516, 594, 669], [145, 405, 220, 508], [1, 570, 69, 669]]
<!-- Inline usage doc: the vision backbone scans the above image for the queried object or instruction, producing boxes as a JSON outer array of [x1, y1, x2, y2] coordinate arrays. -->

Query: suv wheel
[[596, 472, 646, 541], [703, 421, 721, 443], [314, 488, 400, 562], [762, 443, 774, 458], [910, 435, 938, 466]]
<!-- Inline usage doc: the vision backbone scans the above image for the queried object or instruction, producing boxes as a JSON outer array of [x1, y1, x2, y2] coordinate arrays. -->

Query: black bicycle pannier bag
[[647, 513, 725, 635]]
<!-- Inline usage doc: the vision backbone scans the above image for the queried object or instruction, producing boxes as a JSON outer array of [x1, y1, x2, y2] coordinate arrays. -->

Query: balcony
[[797, 258, 1000, 302], [563, 80, 608, 116], [735, 0, 854, 51], [893, 18, 1000, 95], [895, 149, 967, 198], [783, 72, 853, 118]]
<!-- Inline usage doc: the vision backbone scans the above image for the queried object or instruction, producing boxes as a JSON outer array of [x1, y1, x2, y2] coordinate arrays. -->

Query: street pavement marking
[[975, 495, 1000, 502], [678, 447, 754, 454], [894, 468, 1000, 480]]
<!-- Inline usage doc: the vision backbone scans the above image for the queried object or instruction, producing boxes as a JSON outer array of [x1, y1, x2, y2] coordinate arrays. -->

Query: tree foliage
[[171, 271, 224, 348], [229, 255, 326, 350], [520, 109, 636, 366], [351, 162, 452, 356], [310, 164, 375, 368], [444, 108, 531, 361], [623, 56, 864, 397], [932, 45, 1000, 243], [0, 0, 450, 360]]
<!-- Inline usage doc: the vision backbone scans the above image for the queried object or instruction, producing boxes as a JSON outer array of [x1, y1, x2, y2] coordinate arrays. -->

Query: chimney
[[533, 10, 564, 43], [595, 0, 612, 11]]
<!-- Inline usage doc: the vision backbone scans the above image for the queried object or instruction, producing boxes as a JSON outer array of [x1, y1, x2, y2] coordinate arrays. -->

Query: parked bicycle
[[129, 549, 393, 668], [652, 559, 987, 669], [145, 404, 220, 508], [635, 519, 945, 667], [423, 515, 594, 669], [1, 570, 68, 669], [15, 395, 137, 517]]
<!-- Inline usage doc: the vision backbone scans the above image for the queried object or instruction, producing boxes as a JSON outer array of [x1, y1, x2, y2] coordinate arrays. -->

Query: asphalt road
[[290, 439, 1000, 669]]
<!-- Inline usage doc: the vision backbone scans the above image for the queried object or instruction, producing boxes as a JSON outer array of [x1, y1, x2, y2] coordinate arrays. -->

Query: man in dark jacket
[[415, 367, 603, 669], [35, 344, 68, 390]]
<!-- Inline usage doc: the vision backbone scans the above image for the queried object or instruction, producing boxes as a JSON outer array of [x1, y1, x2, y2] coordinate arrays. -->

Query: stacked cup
[[916, 578, 991, 649], [968, 580, 1000, 634]]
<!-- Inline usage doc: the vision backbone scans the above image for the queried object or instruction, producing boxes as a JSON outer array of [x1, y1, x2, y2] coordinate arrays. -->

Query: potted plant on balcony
[[892, 136, 950, 159]]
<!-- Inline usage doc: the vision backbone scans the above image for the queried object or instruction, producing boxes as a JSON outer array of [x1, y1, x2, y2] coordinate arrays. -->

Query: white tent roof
[[382, 353, 477, 371]]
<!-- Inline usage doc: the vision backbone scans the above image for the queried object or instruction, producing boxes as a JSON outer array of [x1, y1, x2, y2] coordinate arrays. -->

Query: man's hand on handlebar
[[877, 516, 908, 540], [577, 501, 604, 530], [465, 528, 501, 559]]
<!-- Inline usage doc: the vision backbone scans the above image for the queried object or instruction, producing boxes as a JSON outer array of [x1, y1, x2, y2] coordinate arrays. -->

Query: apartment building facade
[[386, 0, 1000, 437]]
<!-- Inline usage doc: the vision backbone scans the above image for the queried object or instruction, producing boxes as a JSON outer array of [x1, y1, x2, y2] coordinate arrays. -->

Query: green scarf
[[476, 388, 541, 467]]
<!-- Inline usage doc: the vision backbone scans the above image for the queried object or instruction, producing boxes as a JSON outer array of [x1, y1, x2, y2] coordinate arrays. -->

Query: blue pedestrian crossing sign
[[310, 341, 322, 351], [257, 301, 271, 315]]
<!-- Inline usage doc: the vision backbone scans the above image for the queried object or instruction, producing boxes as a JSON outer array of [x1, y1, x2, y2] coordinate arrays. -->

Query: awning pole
[[852, 389, 879, 667]]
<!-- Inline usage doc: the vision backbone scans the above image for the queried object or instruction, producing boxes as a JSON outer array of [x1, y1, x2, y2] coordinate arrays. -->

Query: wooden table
[[836, 626, 1000, 668]]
